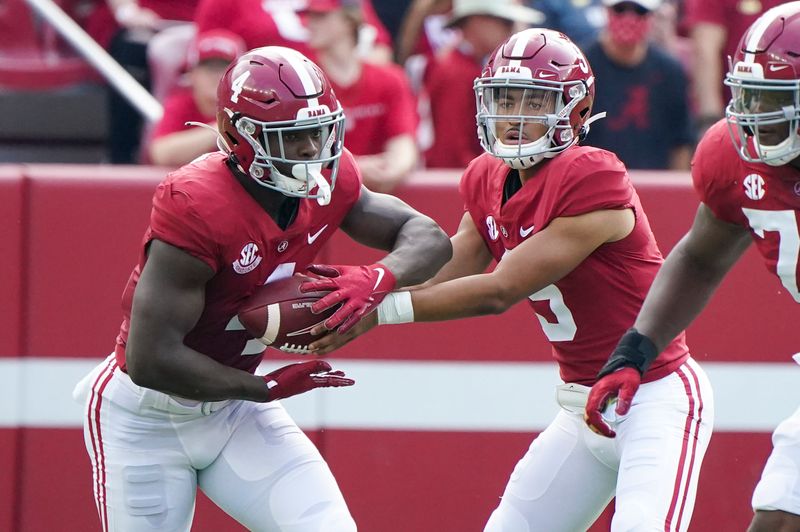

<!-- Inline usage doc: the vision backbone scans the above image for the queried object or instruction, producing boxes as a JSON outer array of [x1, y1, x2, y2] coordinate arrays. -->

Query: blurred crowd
[[17, 0, 793, 191]]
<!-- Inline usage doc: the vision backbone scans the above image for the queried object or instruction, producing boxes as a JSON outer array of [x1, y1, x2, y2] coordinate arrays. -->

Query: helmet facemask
[[475, 75, 588, 169], [725, 70, 800, 166], [231, 106, 345, 205]]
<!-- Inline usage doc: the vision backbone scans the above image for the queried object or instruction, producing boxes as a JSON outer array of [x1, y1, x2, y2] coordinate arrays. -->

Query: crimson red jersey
[[692, 120, 800, 303], [332, 62, 418, 156], [460, 147, 689, 385], [115, 150, 362, 373]]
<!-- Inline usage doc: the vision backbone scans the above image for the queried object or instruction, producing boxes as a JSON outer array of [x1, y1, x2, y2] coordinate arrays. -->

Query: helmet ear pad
[[217, 111, 255, 173]]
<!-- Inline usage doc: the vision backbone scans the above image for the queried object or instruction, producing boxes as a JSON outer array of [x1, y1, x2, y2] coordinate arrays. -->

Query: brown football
[[237, 275, 337, 354]]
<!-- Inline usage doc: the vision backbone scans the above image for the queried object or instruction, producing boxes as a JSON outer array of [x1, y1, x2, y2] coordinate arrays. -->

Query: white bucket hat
[[445, 0, 545, 28]]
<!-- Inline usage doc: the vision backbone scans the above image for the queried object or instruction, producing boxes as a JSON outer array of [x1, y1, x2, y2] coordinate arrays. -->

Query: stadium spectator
[[305, 0, 420, 193], [527, 0, 605, 46], [684, 0, 785, 138], [308, 28, 713, 531], [193, 0, 393, 63], [74, 46, 451, 531], [583, 0, 693, 169], [395, 0, 456, 65], [585, 3, 800, 531], [85, 0, 198, 163], [421, 0, 543, 168], [146, 29, 245, 167]]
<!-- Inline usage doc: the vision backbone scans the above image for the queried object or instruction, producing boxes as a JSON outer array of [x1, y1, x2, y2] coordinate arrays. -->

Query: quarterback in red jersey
[[585, 3, 800, 532], [309, 28, 713, 531], [74, 47, 450, 531]]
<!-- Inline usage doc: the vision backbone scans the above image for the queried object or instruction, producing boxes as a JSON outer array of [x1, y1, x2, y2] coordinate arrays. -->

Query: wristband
[[597, 328, 659, 378], [376, 291, 414, 325]]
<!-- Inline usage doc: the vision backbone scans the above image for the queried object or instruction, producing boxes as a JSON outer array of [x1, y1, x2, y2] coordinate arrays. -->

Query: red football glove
[[262, 360, 354, 401], [584, 367, 640, 438], [300, 263, 396, 333]]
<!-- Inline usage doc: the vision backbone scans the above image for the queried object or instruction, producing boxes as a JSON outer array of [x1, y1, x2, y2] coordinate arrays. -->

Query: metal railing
[[24, 0, 164, 123]]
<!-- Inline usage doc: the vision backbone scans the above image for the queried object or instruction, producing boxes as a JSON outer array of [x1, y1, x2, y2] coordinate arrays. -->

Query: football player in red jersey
[[585, 3, 800, 531], [73, 46, 451, 531], [307, 28, 713, 531]]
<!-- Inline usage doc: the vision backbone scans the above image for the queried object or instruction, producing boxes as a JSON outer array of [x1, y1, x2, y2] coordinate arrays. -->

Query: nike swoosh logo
[[539, 72, 555, 78], [520, 225, 535, 238], [307, 224, 328, 245], [769, 64, 790, 72], [373, 267, 385, 290]]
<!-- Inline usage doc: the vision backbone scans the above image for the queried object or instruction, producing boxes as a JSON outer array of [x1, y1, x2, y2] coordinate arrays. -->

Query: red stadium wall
[[1, 165, 794, 531]]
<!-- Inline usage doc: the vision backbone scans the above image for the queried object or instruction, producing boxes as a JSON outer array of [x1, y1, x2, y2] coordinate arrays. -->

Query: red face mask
[[607, 10, 652, 47]]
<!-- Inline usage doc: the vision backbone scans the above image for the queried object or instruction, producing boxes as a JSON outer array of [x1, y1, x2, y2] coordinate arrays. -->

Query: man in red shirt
[[305, 0, 420, 193], [75, 46, 451, 531], [586, 4, 800, 531], [422, 0, 543, 168], [309, 28, 713, 531], [147, 29, 245, 166]]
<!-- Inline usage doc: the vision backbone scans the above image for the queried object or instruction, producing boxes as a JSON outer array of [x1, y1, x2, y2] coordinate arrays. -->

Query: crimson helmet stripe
[[743, 3, 800, 62], [279, 48, 320, 108]]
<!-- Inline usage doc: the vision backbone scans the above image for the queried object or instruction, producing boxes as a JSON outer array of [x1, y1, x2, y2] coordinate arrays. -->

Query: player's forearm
[[127, 343, 269, 402], [634, 239, 730, 351], [381, 216, 452, 287], [408, 272, 516, 321]]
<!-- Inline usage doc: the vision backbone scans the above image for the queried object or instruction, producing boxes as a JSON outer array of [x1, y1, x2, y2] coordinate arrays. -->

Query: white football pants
[[485, 357, 714, 532], [77, 355, 355, 532], [752, 403, 800, 515]]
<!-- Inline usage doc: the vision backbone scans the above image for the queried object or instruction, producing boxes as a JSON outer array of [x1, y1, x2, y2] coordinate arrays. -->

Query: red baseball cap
[[302, 0, 361, 13], [186, 29, 247, 68]]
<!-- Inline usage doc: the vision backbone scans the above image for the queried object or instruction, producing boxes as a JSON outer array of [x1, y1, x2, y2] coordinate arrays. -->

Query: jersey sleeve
[[336, 149, 365, 203], [458, 155, 483, 203], [690, 121, 739, 224], [555, 149, 633, 218], [149, 180, 222, 272]]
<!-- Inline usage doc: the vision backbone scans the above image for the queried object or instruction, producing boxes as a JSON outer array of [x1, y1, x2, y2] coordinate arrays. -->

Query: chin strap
[[579, 112, 607, 140], [293, 163, 331, 205], [185, 121, 231, 153]]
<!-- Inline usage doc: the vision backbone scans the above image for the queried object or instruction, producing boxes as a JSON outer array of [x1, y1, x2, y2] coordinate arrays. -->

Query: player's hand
[[300, 263, 396, 333], [583, 367, 640, 438], [262, 360, 354, 401], [309, 312, 378, 355]]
